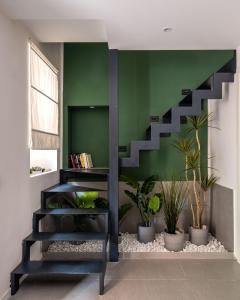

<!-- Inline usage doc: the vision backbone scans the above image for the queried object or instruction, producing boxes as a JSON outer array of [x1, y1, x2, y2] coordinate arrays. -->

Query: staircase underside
[[121, 56, 235, 168]]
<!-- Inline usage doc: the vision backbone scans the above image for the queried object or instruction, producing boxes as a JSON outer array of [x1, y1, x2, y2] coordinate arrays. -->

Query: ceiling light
[[163, 27, 173, 33]]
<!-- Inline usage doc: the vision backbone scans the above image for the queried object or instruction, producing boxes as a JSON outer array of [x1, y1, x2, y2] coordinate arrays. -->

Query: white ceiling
[[0, 0, 240, 49]]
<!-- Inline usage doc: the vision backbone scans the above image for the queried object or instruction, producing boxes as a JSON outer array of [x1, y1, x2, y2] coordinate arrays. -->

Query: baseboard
[[0, 288, 10, 300]]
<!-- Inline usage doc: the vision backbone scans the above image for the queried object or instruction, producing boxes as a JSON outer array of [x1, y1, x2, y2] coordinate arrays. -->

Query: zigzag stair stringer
[[120, 71, 234, 168]]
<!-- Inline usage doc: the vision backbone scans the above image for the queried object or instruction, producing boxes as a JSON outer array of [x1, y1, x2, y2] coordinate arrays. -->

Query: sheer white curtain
[[29, 43, 59, 149]]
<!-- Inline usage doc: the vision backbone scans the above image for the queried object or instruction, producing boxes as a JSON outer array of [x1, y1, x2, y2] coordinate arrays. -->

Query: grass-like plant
[[173, 112, 218, 229], [121, 175, 162, 227], [161, 181, 187, 234]]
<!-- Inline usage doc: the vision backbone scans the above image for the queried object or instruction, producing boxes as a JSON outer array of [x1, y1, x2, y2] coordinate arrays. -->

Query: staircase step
[[43, 183, 107, 193], [24, 232, 108, 242], [34, 208, 109, 216], [12, 260, 105, 276]]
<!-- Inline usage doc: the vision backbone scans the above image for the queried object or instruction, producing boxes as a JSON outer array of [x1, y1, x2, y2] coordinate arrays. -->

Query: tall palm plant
[[173, 112, 218, 229]]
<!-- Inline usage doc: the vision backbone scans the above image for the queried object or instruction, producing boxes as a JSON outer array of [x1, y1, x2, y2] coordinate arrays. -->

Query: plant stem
[[193, 169, 201, 229]]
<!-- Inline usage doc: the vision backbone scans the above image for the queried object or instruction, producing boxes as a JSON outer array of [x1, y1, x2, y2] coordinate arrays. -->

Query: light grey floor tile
[[188, 279, 240, 300], [9, 260, 240, 300], [106, 259, 185, 280], [181, 260, 240, 280]]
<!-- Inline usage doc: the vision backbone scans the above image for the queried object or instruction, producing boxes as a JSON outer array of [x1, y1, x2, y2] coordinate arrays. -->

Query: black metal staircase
[[121, 56, 236, 168], [10, 169, 109, 296]]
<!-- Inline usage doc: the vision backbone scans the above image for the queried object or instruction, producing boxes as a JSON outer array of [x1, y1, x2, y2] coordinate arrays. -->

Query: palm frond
[[201, 174, 218, 191], [172, 138, 193, 154]]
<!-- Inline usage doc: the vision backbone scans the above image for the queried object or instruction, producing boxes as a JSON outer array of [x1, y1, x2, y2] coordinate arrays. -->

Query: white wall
[[208, 50, 240, 261], [0, 11, 60, 299]]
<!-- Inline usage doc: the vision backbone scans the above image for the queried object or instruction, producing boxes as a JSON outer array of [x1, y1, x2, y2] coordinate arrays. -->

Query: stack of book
[[70, 153, 93, 169]]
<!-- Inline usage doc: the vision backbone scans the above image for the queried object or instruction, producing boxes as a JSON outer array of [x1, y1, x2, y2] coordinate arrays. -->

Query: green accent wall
[[63, 43, 233, 179], [118, 50, 234, 179], [63, 43, 109, 168]]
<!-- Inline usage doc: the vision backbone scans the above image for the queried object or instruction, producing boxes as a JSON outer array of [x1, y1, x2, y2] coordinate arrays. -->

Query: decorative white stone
[[47, 232, 227, 253]]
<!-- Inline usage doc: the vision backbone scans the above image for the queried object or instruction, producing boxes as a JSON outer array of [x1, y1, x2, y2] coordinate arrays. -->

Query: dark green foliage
[[201, 174, 218, 191], [119, 203, 134, 226], [161, 181, 187, 234], [122, 175, 162, 226]]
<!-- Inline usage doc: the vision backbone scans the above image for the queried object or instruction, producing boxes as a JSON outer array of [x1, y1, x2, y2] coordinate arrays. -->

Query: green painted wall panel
[[69, 107, 109, 167], [63, 44, 233, 179], [63, 43, 109, 167], [119, 50, 233, 179]]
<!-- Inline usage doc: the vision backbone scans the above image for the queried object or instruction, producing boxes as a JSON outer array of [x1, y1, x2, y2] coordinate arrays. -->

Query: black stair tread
[[24, 232, 108, 242], [43, 183, 107, 193], [34, 208, 109, 216], [62, 168, 109, 175], [12, 260, 105, 275]]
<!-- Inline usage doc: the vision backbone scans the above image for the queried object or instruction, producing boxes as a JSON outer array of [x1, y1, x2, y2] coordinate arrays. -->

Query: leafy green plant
[[161, 181, 186, 234], [119, 203, 133, 226], [48, 193, 133, 229], [121, 175, 162, 227], [173, 112, 218, 229]]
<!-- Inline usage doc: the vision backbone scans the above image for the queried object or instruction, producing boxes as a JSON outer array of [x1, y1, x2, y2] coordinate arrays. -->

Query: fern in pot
[[122, 175, 162, 243], [161, 181, 186, 251]]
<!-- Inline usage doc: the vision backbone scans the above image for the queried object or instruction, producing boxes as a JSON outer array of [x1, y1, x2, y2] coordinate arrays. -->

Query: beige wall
[[0, 12, 60, 299]]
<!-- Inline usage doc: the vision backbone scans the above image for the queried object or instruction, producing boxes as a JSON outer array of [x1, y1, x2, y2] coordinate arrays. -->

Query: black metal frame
[[108, 49, 119, 261]]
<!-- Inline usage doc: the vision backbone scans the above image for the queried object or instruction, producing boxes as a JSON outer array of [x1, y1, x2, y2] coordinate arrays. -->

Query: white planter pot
[[164, 230, 185, 252], [137, 224, 155, 243], [190, 226, 208, 246]]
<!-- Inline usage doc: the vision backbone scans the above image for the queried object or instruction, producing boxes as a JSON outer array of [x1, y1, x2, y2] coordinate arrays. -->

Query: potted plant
[[173, 112, 218, 245], [161, 180, 186, 251], [121, 175, 162, 243]]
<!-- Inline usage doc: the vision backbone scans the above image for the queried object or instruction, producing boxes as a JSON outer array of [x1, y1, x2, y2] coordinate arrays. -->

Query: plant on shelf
[[161, 180, 187, 251], [173, 112, 218, 245], [121, 175, 162, 243]]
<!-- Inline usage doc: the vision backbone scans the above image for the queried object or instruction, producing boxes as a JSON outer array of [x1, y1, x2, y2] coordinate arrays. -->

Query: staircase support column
[[109, 49, 119, 261]]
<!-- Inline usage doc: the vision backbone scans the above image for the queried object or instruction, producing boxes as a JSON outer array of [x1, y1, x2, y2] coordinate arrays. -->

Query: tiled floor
[[10, 259, 240, 300]]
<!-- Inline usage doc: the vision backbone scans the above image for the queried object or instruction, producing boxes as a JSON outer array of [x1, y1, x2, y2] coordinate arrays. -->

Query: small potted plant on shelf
[[121, 175, 162, 243], [161, 180, 186, 251], [173, 112, 218, 245]]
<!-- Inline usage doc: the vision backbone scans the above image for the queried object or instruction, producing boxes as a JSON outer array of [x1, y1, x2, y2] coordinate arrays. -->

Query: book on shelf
[[69, 152, 93, 169]]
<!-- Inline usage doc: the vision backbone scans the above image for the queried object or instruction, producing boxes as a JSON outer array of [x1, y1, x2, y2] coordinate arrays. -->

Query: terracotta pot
[[164, 229, 185, 252], [137, 224, 155, 243], [190, 226, 208, 245]]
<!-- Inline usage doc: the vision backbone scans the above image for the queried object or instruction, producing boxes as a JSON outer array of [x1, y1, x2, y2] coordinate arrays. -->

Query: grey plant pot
[[137, 224, 155, 243], [164, 230, 185, 252], [190, 226, 208, 246]]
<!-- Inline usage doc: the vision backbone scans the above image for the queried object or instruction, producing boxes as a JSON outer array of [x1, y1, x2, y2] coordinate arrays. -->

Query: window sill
[[30, 170, 57, 178]]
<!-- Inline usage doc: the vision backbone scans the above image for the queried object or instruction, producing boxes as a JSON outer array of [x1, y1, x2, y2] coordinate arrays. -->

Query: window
[[29, 42, 59, 150]]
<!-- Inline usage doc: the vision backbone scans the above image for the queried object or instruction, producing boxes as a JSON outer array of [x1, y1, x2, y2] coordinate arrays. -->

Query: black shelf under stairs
[[11, 180, 109, 296]]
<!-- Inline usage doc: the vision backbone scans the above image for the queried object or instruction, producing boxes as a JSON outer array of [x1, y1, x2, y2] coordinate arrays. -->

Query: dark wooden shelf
[[63, 168, 109, 175]]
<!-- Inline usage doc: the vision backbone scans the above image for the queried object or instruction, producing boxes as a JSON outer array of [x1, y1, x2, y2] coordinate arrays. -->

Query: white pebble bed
[[48, 232, 227, 253]]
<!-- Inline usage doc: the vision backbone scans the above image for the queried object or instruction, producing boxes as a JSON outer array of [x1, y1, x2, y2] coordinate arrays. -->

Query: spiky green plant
[[161, 181, 187, 234], [121, 175, 162, 227]]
